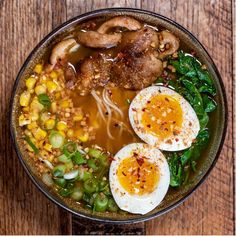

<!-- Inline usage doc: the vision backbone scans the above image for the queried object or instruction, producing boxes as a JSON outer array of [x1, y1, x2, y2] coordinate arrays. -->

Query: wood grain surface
[[0, 0, 234, 235]]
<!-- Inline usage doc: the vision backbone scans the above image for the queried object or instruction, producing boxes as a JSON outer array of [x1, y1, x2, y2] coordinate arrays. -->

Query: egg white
[[129, 86, 200, 151], [109, 143, 170, 215]]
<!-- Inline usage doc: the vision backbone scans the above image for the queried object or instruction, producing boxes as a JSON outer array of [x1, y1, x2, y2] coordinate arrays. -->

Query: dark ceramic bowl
[[10, 8, 228, 223]]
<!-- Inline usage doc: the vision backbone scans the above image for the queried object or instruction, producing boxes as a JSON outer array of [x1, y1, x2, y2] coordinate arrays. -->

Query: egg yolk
[[117, 154, 159, 195], [142, 94, 183, 140]]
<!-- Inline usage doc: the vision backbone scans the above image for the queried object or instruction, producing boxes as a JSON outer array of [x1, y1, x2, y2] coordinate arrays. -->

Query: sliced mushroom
[[158, 30, 180, 59], [97, 16, 142, 34], [50, 38, 79, 66], [119, 27, 159, 54], [77, 31, 121, 48]]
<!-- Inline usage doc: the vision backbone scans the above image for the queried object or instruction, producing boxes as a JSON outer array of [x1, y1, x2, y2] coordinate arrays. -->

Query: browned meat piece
[[97, 16, 142, 34], [112, 52, 163, 90], [77, 31, 121, 48], [158, 30, 180, 58], [119, 27, 159, 54], [77, 54, 112, 95], [111, 26, 162, 90]]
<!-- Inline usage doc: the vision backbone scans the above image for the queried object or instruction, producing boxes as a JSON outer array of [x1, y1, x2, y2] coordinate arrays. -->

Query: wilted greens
[[157, 51, 217, 187]]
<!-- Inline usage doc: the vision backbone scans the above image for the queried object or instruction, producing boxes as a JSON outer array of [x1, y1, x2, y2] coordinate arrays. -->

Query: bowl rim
[[9, 7, 228, 224]]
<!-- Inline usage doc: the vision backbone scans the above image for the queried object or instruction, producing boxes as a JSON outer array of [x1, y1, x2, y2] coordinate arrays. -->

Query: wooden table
[[0, 0, 234, 234]]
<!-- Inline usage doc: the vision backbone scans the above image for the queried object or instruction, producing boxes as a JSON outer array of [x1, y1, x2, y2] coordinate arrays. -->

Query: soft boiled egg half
[[109, 143, 170, 214], [129, 86, 200, 151]]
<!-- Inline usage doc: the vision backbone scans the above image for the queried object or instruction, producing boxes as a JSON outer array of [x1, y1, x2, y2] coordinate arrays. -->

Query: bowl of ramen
[[10, 8, 227, 223]]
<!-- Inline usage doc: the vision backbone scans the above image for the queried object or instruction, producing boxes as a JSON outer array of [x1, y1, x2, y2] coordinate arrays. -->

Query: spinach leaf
[[168, 153, 183, 187], [180, 129, 210, 170], [203, 95, 217, 112]]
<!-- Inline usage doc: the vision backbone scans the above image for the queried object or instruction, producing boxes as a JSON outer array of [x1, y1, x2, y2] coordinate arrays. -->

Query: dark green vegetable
[[202, 95, 217, 112], [24, 136, 39, 154], [38, 93, 51, 108], [94, 193, 109, 212], [168, 129, 210, 187]]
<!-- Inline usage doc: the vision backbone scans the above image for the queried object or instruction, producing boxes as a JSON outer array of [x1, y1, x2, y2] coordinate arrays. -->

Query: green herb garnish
[[38, 93, 51, 108]]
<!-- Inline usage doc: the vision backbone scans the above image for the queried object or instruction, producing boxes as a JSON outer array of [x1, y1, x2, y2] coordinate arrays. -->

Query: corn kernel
[[34, 64, 43, 74], [67, 129, 74, 138], [26, 77, 37, 90], [58, 130, 66, 138], [73, 114, 83, 122], [60, 100, 70, 108], [44, 143, 52, 152], [30, 99, 44, 111], [48, 155, 54, 162], [33, 127, 47, 140], [78, 133, 89, 142], [51, 102, 57, 113], [22, 107, 30, 112], [41, 150, 48, 158], [20, 91, 31, 107], [38, 140, 45, 148], [19, 114, 31, 126], [49, 71, 58, 79], [44, 119, 55, 130], [39, 75, 48, 84], [54, 92, 61, 100], [31, 110, 39, 121], [35, 85, 46, 95], [57, 121, 67, 131], [46, 81, 57, 93], [27, 121, 38, 130]]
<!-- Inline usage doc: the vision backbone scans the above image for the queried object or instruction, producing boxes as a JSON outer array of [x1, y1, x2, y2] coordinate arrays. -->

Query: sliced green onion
[[99, 180, 108, 191], [84, 178, 98, 194], [87, 159, 100, 171], [82, 192, 91, 203], [88, 148, 103, 158], [38, 93, 51, 108], [108, 198, 118, 212], [58, 188, 72, 197], [52, 165, 66, 177], [24, 136, 39, 154], [65, 160, 74, 170], [49, 131, 64, 148], [54, 178, 67, 188], [64, 169, 79, 180], [71, 187, 83, 201], [94, 193, 108, 212], [58, 154, 71, 163], [82, 171, 92, 181], [62, 142, 77, 157], [42, 173, 53, 186], [72, 151, 87, 165]]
